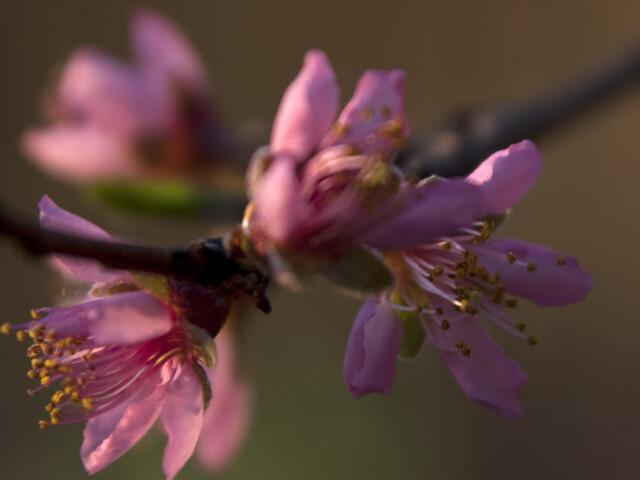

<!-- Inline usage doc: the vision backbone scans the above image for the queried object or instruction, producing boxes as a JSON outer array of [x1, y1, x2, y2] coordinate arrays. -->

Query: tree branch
[[398, 41, 640, 178], [0, 201, 247, 287]]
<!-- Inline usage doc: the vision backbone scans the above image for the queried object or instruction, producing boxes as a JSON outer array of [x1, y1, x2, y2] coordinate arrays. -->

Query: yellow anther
[[505, 298, 518, 308], [27, 370, 38, 379], [516, 322, 526, 331], [1, 323, 10, 335], [31, 359, 43, 370], [39, 368, 50, 378], [332, 123, 350, 137], [528, 334, 539, 346], [526, 263, 537, 272], [51, 390, 65, 405], [440, 241, 452, 250], [38, 420, 50, 430], [27, 345, 43, 357], [44, 331, 56, 342], [441, 320, 450, 331], [16, 331, 27, 342], [50, 416, 60, 425], [507, 252, 517, 264], [432, 266, 443, 276], [45, 403, 54, 412], [557, 256, 567, 266], [40, 376, 51, 386], [44, 359, 58, 368], [81, 398, 94, 410], [457, 299, 478, 314], [63, 386, 75, 396], [70, 391, 80, 402]]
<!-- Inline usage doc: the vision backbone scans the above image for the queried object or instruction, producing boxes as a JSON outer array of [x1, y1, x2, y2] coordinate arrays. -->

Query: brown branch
[[0, 201, 250, 288], [399, 41, 640, 178]]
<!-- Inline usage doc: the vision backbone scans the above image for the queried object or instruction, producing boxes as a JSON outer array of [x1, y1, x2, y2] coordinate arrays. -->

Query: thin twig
[[0, 201, 245, 287]]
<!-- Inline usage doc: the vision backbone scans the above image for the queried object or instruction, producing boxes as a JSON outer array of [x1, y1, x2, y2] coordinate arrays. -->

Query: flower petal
[[81, 372, 167, 474], [466, 140, 542, 215], [132, 9, 209, 94], [252, 158, 311, 245], [87, 291, 174, 345], [197, 329, 254, 472], [24, 127, 141, 182], [344, 296, 404, 398], [270, 50, 339, 162], [432, 318, 527, 418], [38, 196, 127, 283], [360, 179, 485, 250], [57, 48, 159, 133], [323, 69, 409, 156], [161, 365, 205, 480], [474, 238, 593, 306]]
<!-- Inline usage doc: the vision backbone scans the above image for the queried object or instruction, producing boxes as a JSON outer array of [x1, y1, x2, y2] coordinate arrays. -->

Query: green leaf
[[87, 179, 245, 218], [324, 248, 393, 294]]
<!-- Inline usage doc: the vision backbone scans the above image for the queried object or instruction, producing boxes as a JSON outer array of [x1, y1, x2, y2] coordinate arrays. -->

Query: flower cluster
[[23, 10, 227, 182], [244, 50, 592, 417], [2, 10, 593, 479], [2, 197, 253, 478]]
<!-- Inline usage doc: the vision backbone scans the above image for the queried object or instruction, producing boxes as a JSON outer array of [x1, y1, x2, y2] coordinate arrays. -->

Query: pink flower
[[23, 10, 226, 182], [245, 50, 481, 288], [344, 141, 592, 417], [1, 196, 251, 478]]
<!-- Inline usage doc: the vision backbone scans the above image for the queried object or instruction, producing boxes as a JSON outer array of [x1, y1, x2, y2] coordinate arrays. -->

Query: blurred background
[[1, 1, 639, 479]]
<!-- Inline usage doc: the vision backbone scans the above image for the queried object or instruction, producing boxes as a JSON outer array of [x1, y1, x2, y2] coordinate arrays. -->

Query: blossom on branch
[[244, 50, 481, 291], [344, 141, 593, 417], [23, 10, 228, 182], [1, 197, 253, 478]]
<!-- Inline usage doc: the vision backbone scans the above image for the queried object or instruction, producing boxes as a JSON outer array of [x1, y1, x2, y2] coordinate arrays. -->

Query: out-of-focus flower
[[343, 141, 593, 417], [244, 50, 481, 290], [197, 321, 254, 472], [1, 196, 252, 478], [23, 10, 228, 182]]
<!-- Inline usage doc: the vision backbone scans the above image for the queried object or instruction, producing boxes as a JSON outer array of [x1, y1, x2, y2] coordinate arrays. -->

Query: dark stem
[[398, 41, 640, 178], [0, 201, 247, 287]]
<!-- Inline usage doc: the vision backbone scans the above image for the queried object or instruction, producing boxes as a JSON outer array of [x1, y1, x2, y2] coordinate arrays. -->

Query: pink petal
[[270, 50, 339, 162], [360, 179, 485, 250], [24, 126, 141, 182], [57, 48, 159, 133], [323, 69, 409, 156], [87, 291, 174, 345], [38, 196, 127, 283], [132, 9, 209, 94], [344, 296, 404, 398], [466, 140, 542, 215], [161, 365, 205, 480], [81, 372, 167, 474], [474, 238, 593, 306], [252, 158, 311, 245], [197, 329, 254, 472], [432, 318, 527, 418]]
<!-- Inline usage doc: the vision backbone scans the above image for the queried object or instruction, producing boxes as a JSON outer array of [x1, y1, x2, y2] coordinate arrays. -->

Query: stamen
[[1, 323, 10, 335], [528, 335, 538, 345], [526, 263, 537, 272], [507, 252, 517, 264]]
